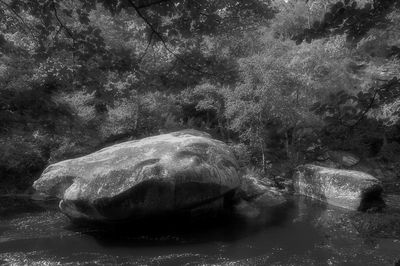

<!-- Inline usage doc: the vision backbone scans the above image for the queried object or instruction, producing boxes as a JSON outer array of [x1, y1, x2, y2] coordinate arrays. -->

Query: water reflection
[[0, 196, 399, 265]]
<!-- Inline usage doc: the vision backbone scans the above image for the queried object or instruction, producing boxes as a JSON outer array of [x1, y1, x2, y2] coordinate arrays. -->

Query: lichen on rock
[[293, 164, 384, 211], [33, 130, 241, 222]]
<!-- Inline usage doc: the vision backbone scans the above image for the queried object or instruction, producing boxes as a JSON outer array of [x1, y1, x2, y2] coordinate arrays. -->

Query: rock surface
[[327, 150, 360, 167], [293, 164, 384, 211], [235, 174, 286, 206], [233, 174, 288, 218], [33, 130, 241, 222]]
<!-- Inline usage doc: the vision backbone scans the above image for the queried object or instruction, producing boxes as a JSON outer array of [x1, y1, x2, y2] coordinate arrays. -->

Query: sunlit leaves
[[294, 0, 400, 43], [311, 77, 400, 135]]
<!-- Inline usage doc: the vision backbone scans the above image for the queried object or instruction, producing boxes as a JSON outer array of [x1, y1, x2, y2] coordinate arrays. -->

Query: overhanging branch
[[137, 0, 173, 9], [138, 31, 153, 63], [0, 0, 37, 39], [125, 0, 224, 78], [51, 0, 75, 40]]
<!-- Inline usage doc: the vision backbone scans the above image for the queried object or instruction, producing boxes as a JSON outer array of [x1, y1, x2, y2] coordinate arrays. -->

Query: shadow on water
[[0, 195, 58, 218], [1, 195, 400, 265], [65, 202, 296, 247]]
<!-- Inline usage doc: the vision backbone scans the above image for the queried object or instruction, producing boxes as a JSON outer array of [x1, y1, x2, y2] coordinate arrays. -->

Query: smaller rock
[[273, 175, 293, 192], [237, 174, 274, 201], [327, 150, 360, 167], [236, 174, 286, 204], [293, 164, 384, 211], [233, 174, 288, 219], [313, 159, 341, 169]]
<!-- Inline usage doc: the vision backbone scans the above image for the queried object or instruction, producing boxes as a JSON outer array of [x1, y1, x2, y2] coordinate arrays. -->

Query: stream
[[0, 195, 400, 266]]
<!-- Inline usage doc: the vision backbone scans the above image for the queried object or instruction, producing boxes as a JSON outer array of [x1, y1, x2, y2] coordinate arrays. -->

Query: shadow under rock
[[64, 202, 296, 247]]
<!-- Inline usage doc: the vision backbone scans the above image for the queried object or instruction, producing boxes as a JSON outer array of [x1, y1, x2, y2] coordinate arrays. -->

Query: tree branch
[[0, 0, 37, 39], [137, 0, 173, 9], [138, 31, 153, 63], [51, 0, 75, 40], [350, 89, 379, 129], [125, 0, 223, 78]]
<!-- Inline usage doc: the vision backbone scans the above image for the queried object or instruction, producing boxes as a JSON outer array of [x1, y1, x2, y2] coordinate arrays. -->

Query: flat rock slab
[[33, 130, 240, 222], [327, 150, 360, 167], [293, 164, 384, 211]]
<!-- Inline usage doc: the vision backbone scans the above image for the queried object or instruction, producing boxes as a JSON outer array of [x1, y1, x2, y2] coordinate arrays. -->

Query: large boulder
[[293, 164, 384, 211], [33, 130, 241, 222]]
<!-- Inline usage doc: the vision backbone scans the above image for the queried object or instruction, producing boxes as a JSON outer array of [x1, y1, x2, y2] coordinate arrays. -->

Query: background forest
[[1, 0, 400, 193]]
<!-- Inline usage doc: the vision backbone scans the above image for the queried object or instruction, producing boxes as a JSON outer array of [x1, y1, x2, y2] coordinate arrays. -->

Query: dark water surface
[[1, 196, 399, 266]]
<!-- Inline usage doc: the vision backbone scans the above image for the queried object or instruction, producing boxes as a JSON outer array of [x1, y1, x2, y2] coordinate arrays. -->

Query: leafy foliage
[[311, 77, 400, 153], [1, 0, 400, 191], [294, 0, 400, 43]]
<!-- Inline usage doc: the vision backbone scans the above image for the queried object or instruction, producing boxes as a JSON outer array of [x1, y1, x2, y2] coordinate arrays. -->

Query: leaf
[[93, 29, 102, 37], [310, 102, 321, 112], [338, 93, 350, 104], [62, 9, 73, 17], [324, 116, 339, 124], [342, 105, 357, 115], [79, 15, 90, 25]]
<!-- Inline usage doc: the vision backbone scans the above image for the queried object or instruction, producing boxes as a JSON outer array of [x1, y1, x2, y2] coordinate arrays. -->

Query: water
[[1, 196, 400, 266]]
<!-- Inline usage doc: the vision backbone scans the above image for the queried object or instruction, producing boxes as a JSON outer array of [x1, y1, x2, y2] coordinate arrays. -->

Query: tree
[[225, 53, 307, 169], [311, 77, 400, 154], [293, 0, 400, 43], [180, 83, 229, 138]]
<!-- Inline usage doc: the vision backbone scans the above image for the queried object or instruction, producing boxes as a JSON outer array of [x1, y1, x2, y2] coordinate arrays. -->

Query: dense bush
[[1, 0, 400, 193], [311, 77, 400, 155], [0, 137, 46, 192]]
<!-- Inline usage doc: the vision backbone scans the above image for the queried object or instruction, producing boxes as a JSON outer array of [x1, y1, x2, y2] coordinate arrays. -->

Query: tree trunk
[[261, 139, 266, 172], [206, 111, 210, 129], [133, 92, 140, 132], [285, 131, 290, 159], [218, 118, 225, 140]]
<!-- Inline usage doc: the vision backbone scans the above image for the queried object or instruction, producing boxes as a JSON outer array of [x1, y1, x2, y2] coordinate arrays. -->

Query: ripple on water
[[1, 196, 400, 266], [0, 211, 77, 243], [0, 251, 223, 266]]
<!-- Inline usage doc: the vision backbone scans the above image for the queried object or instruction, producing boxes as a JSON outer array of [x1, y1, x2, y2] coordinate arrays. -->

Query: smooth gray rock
[[236, 174, 286, 206], [233, 174, 288, 219], [293, 164, 384, 211], [327, 150, 360, 167], [33, 130, 240, 222]]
